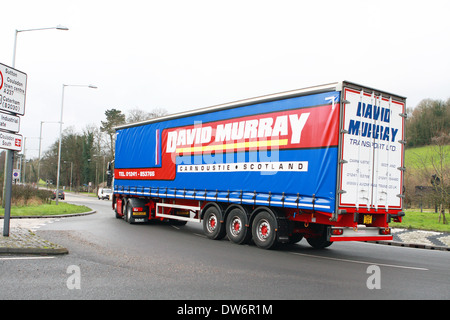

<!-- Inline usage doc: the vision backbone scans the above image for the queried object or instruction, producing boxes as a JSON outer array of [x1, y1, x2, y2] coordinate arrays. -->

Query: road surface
[[0, 193, 449, 301]]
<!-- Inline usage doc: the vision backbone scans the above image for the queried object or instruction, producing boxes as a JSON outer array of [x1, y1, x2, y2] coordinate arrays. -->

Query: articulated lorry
[[110, 81, 406, 249]]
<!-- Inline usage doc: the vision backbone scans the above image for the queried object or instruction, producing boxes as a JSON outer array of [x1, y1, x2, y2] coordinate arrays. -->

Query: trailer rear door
[[338, 85, 406, 212]]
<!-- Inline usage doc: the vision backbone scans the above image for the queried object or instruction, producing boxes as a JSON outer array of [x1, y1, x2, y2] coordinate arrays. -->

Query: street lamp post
[[64, 161, 73, 192], [91, 154, 106, 188], [22, 137, 39, 184], [55, 84, 97, 205], [12, 25, 69, 67], [37, 121, 61, 185], [3, 25, 69, 237]]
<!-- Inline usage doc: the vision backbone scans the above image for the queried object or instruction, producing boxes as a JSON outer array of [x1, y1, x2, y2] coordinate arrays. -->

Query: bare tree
[[411, 132, 449, 224], [126, 107, 168, 124], [429, 133, 449, 224]]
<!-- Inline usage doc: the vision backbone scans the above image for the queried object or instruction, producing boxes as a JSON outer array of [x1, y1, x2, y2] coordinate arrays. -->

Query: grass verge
[[390, 209, 450, 233], [0, 201, 92, 217]]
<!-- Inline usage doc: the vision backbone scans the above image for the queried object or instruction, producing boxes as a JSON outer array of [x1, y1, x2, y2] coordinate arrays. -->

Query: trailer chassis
[[113, 193, 397, 250]]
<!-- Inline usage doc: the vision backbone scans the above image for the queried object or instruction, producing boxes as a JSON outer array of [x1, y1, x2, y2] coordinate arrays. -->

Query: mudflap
[[275, 216, 291, 244], [127, 198, 149, 223]]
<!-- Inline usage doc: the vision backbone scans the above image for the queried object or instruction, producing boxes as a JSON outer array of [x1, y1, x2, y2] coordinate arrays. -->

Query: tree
[[410, 132, 449, 224], [82, 130, 94, 187], [406, 98, 450, 147], [429, 133, 449, 224], [126, 107, 168, 123], [100, 109, 125, 159]]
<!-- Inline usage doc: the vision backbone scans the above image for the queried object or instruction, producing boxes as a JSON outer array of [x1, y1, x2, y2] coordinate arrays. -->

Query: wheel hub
[[257, 220, 270, 241], [207, 215, 217, 232], [230, 217, 242, 236]]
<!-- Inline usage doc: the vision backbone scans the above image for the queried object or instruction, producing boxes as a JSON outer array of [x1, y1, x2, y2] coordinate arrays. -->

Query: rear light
[[331, 228, 343, 236], [379, 228, 391, 235]]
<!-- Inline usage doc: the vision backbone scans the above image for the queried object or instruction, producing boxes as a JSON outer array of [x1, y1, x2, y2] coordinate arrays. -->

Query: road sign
[[1, 62, 26, 237], [0, 131, 22, 151], [0, 111, 20, 132], [0, 63, 27, 116], [12, 169, 20, 182]]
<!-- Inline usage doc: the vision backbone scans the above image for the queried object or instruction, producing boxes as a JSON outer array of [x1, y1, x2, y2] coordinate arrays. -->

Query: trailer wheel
[[306, 237, 333, 249], [288, 234, 303, 244], [306, 226, 333, 249], [203, 206, 226, 240], [122, 198, 128, 221], [226, 207, 251, 244], [252, 210, 278, 250], [126, 200, 135, 224]]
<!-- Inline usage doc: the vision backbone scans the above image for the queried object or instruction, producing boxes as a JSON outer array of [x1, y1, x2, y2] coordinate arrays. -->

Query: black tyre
[[251, 210, 278, 250], [288, 233, 303, 244], [126, 200, 135, 224], [122, 198, 128, 221], [306, 226, 333, 249], [226, 207, 251, 244], [306, 237, 333, 249], [202, 206, 226, 240]]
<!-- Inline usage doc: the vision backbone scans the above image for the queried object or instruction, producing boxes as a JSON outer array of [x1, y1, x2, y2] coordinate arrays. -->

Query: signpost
[[0, 64, 27, 116], [0, 131, 22, 151], [0, 62, 26, 236], [0, 113, 20, 132]]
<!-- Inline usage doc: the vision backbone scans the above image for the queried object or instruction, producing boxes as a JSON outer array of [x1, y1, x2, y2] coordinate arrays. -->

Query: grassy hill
[[405, 145, 449, 170]]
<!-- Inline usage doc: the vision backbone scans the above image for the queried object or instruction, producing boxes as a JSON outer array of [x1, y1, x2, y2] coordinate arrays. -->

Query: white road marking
[[0, 256, 55, 261], [290, 252, 429, 271]]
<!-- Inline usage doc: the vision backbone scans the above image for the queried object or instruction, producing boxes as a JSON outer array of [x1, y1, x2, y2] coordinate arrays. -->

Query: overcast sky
[[1, 0, 449, 159]]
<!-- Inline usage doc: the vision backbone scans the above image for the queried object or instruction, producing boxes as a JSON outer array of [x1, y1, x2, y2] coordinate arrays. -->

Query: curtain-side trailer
[[111, 81, 406, 249]]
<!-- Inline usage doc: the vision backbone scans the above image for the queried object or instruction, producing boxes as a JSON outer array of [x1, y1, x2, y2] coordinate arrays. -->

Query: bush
[[10, 185, 53, 206]]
